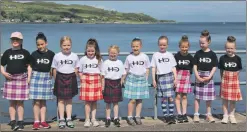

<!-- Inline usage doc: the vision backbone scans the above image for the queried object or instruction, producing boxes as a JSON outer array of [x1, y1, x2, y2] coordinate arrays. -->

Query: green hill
[[0, 0, 175, 24]]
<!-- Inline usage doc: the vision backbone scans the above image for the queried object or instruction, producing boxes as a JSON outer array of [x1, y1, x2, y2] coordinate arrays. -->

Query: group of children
[[1, 30, 242, 131]]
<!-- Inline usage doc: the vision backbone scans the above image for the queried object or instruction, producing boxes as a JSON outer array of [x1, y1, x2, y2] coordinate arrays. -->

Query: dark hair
[[179, 35, 190, 47], [227, 36, 236, 43], [158, 35, 168, 44], [200, 30, 211, 42], [131, 37, 142, 45], [36, 32, 47, 42], [85, 38, 102, 64]]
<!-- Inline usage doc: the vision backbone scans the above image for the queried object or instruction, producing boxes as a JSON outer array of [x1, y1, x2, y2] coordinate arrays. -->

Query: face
[[11, 38, 22, 48], [108, 48, 118, 60], [61, 40, 71, 54], [158, 39, 168, 52], [179, 42, 189, 54], [86, 46, 96, 58], [199, 37, 209, 50], [36, 39, 47, 52], [225, 42, 236, 56], [131, 41, 142, 55]]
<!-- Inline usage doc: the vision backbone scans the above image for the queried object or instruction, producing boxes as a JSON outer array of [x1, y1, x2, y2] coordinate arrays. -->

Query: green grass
[[1, 0, 176, 24]]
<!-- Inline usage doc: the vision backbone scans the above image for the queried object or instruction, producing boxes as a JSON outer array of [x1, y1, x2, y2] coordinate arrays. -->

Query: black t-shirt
[[1, 48, 31, 74], [194, 49, 218, 71], [174, 52, 195, 74], [218, 54, 242, 71], [30, 50, 55, 72]]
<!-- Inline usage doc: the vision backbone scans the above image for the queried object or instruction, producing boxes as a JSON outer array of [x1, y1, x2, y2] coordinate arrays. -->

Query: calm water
[[0, 23, 246, 123]]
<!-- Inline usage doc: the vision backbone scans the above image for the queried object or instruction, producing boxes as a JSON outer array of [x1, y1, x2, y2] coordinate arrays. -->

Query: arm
[[1, 65, 11, 80], [220, 69, 223, 79], [101, 75, 105, 91], [53, 68, 57, 80], [172, 67, 177, 86], [146, 68, 149, 80], [152, 67, 157, 88], [27, 65, 32, 83], [193, 65, 203, 82]]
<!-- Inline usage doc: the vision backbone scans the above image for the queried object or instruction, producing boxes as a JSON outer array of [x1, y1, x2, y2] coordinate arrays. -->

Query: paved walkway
[[1, 113, 246, 131]]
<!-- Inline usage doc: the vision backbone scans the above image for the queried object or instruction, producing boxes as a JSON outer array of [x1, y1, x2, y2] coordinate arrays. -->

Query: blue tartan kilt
[[29, 71, 53, 100], [157, 72, 175, 98], [124, 73, 149, 99]]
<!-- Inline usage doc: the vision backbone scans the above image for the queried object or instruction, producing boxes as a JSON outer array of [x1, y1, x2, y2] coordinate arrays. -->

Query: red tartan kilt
[[79, 73, 103, 101], [220, 71, 242, 101], [103, 78, 123, 103]]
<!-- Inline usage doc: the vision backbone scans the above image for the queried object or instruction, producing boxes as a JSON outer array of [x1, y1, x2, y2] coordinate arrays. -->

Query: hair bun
[[227, 36, 236, 42], [201, 30, 210, 36], [181, 35, 188, 41], [37, 32, 44, 37]]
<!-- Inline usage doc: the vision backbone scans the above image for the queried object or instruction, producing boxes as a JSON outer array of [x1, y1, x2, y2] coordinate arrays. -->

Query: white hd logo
[[9, 55, 24, 60], [178, 60, 190, 65], [225, 62, 237, 68], [199, 58, 211, 63], [37, 59, 50, 64]]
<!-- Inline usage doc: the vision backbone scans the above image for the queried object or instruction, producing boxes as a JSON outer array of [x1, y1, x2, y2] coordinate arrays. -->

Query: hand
[[197, 77, 204, 83], [152, 80, 157, 89], [27, 77, 31, 84], [121, 79, 125, 87], [203, 77, 211, 82], [173, 79, 177, 88], [3, 72, 12, 80]]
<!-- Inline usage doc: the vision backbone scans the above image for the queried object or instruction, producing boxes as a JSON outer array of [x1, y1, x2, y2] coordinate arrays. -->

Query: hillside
[[0, 1, 175, 24]]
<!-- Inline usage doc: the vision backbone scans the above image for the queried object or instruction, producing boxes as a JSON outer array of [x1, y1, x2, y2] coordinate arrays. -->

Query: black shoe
[[113, 118, 121, 127], [9, 120, 19, 131], [134, 117, 142, 125], [163, 116, 168, 123], [167, 115, 176, 124], [183, 114, 189, 122], [17, 121, 24, 130], [105, 119, 111, 127], [126, 117, 136, 126], [177, 115, 183, 123]]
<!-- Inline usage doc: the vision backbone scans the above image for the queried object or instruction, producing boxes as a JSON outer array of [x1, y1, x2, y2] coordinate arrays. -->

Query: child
[[78, 38, 103, 128], [1, 32, 31, 131], [174, 35, 194, 123], [123, 38, 150, 125], [29, 32, 55, 130], [219, 36, 242, 124], [51, 36, 79, 129], [101, 45, 126, 127], [193, 30, 218, 123], [151, 36, 177, 124]]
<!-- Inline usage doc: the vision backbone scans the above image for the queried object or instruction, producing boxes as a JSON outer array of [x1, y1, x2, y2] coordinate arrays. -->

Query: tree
[[1, 11, 7, 18]]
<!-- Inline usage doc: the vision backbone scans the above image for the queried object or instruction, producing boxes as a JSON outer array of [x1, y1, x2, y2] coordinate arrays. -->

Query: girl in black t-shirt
[[219, 36, 242, 124], [193, 30, 218, 123], [1, 32, 31, 131], [29, 32, 55, 130], [174, 35, 194, 123]]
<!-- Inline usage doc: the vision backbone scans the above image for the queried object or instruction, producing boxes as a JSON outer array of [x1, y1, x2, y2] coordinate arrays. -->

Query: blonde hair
[[60, 36, 72, 45], [108, 45, 120, 53]]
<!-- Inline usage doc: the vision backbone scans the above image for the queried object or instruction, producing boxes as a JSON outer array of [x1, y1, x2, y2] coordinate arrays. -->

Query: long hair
[[85, 38, 102, 64]]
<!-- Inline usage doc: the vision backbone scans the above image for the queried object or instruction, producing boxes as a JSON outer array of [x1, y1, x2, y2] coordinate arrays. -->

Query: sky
[[52, 1, 246, 22]]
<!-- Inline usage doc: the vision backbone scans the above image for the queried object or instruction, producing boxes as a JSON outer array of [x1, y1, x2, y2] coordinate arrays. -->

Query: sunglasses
[[11, 38, 22, 41]]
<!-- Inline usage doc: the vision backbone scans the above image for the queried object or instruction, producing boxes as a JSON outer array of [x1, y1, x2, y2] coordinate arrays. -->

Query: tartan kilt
[[124, 73, 149, 99], [194, 70, 215, 101], [175, 70, 192, 93], [103, 78, 123, 103], [157, 72, 174, 98], [29, 71, 53, 100], [53, 72, 78, 99], [3, 73, 29, 100], [220, 71, 242, 101], [79, 73, 103, 101]]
